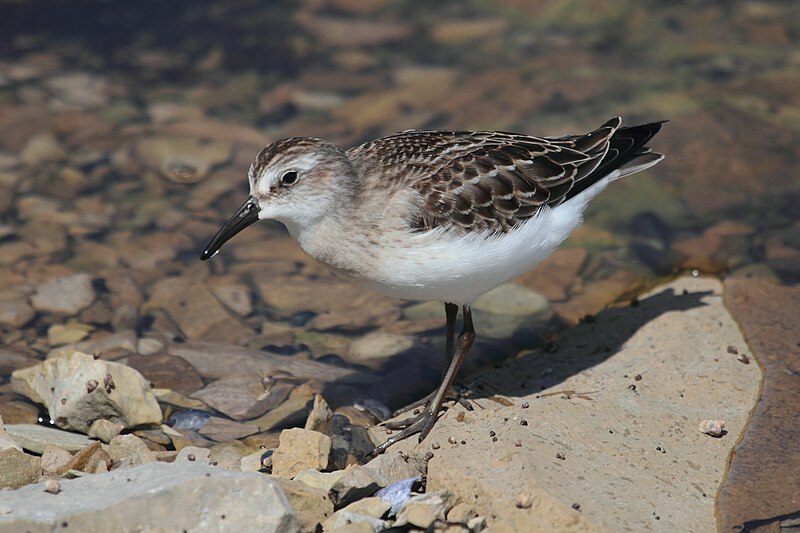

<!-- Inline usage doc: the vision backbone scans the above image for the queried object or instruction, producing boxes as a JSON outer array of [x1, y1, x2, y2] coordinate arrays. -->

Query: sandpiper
[[201, 117, 664, 454]]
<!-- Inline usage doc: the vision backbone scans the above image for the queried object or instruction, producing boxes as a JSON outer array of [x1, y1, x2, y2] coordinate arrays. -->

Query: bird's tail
[[565, 119, 665, 201]]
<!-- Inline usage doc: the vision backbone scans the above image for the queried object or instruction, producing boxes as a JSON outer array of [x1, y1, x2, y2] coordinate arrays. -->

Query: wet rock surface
[[718, 278, 800, 532]]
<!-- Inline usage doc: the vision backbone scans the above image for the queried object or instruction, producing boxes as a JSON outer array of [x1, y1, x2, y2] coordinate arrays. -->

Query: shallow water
[[1, 1, 799, 529]]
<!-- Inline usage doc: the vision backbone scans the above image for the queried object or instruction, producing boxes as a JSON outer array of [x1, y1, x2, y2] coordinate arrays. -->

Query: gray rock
[[0, 461, 300, 532], [328, 453, 422, 509], [393, 491, 453, 528], [30, 273, 95, 316], [197, 416, 259, 442], [330, 465, 382, 507], [293, 468, 345, 493], [2, 424, 95, 454], [169, 342, 373, 384], [192, 373, 293, 421], [0, 448, 41, 489], [363, 452, 423, 487], [472, 283, 552, 339], [11, 350, 162, 433]]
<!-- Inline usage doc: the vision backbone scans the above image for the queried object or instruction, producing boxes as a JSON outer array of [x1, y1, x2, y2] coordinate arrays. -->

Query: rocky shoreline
[[0, 276, 770, 532]]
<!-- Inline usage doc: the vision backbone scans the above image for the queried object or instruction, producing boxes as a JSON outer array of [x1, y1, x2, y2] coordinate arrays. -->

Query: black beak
[[200, 196, 260, 260]]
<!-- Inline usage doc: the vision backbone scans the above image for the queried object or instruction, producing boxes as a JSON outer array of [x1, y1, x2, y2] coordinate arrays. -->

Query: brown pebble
[[572, 502, 581, 511], [556, 452, 565, 460], [43, 479, 61, 494], [86, 379, 98, 393], [431, 442, 440, 450], [520, 420, 528, 426], [448, 436, 457, 445], [492, 436, 497, 442], [187, 453, 196, 461], [60, 398, 66, 405], [103, 373, 115, 393], [727, 345, 738, 355], [628, 384, 637, 391], [737, 353, 750, 365], [634, 374, 642, 381], [456, 411, 465, 422], [460, 440, 466, 445], [489, 431, 496, 437], [521, 401, 529, 409], [515, 493, 533, 509]]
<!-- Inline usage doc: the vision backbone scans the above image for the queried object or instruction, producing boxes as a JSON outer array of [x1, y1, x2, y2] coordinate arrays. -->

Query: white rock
[[30, 274, 95, 316], [11, 351, 162, 433]]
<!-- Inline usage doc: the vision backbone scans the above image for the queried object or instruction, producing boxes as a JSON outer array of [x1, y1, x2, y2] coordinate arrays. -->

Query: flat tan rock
[[143, 277, 253, 344], [272, 428, 331, 479], [391, 276, 761, 532]]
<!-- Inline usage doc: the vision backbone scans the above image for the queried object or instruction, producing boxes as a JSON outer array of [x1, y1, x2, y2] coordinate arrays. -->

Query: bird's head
[[200, 137, 354, 260]]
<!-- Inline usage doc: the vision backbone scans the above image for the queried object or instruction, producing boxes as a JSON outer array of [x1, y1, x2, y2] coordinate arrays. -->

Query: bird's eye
[[281, 171, 299, 186]]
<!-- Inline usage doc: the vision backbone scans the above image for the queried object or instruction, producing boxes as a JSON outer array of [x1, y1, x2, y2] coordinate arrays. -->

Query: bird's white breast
[[300, 179, 611, 304]]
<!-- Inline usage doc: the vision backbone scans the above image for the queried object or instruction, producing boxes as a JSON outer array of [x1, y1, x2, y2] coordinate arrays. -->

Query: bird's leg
[[373, 304, 476, 455], [391, 302, 472, 416]]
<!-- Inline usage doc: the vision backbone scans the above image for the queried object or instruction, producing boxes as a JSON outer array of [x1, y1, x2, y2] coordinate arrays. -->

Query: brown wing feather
[[348, 117, 662, 233]]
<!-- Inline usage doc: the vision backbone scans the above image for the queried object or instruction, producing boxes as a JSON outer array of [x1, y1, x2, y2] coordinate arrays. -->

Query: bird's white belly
[[359, 190, 599, 304], [299, 179, 609, 304]]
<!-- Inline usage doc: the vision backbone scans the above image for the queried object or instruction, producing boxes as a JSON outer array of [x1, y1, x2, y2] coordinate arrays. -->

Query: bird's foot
[[391, 384, 473, 418], [371, 404, 441, 456]]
